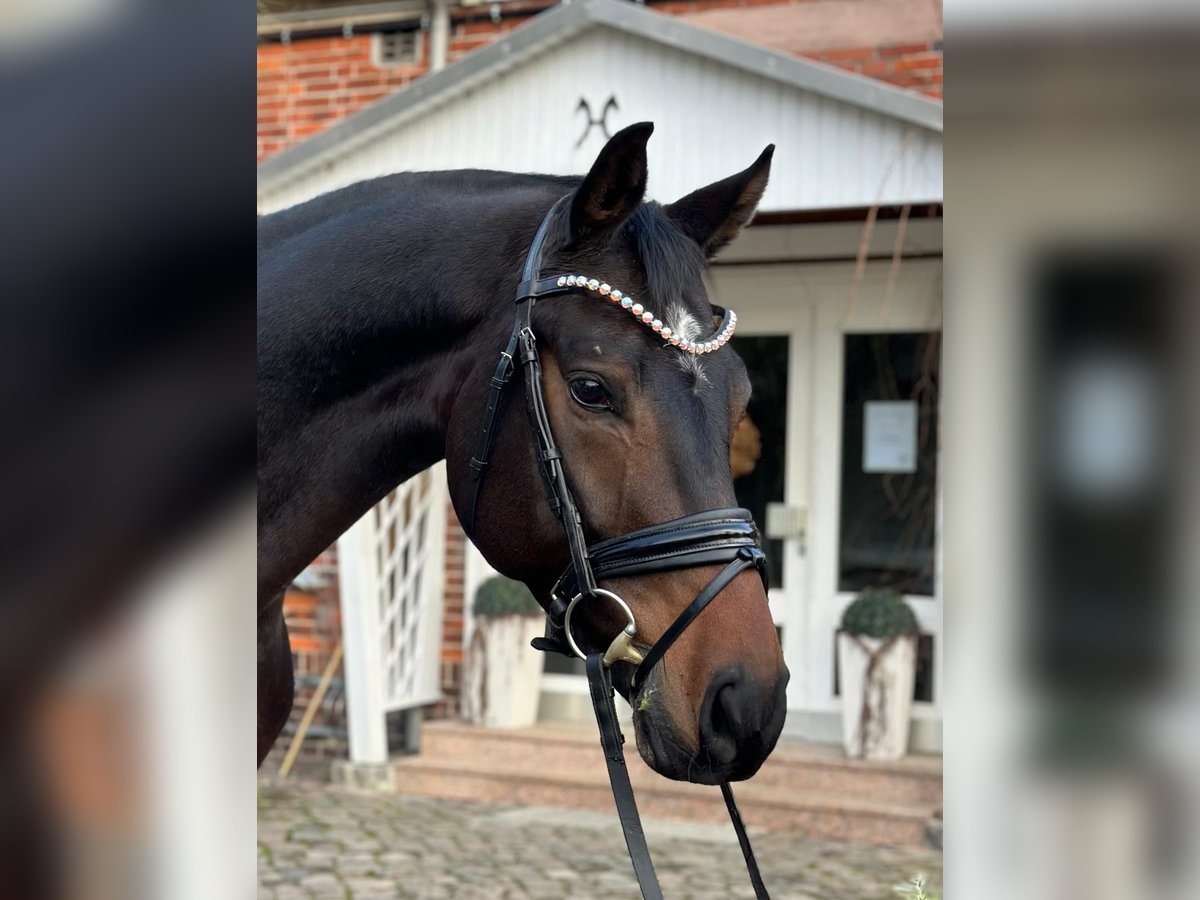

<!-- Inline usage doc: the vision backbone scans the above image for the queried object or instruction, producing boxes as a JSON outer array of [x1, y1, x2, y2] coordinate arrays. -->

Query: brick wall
[[437, 505, 468, 718], [802, 42, 942, 98], [257, 0, 942, 161], [258, 33, 428, 161], [283, 546, 341, 677]]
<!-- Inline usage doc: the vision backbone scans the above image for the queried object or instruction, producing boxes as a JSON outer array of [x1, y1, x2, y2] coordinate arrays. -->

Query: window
[[838, 332, 940, 596], [372, 30, 422, 67]]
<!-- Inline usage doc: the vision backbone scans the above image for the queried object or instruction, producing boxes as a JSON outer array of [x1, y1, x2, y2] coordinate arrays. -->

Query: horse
[[257, 123, 790, 789]]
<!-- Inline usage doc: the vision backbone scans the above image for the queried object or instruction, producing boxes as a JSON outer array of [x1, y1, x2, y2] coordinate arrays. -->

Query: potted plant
[[838, 588, 919, 760], [461, 576, 545, 728]]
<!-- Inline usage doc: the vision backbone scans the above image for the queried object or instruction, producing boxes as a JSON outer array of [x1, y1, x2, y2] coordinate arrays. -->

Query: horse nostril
[[699, 669, 747, 769]]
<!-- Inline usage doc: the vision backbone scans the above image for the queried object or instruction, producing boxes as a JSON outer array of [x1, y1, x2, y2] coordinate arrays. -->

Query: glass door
[[729, 335, 790, 594]]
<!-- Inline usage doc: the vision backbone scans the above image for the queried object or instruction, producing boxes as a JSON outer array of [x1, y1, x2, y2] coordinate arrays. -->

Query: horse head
[[446, 124, 789, 784]]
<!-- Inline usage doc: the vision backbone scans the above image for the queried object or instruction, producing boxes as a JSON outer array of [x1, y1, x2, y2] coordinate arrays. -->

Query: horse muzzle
[[632, 662, 789, 784]]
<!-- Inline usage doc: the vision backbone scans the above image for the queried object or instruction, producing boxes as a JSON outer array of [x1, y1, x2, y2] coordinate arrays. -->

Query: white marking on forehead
[[666, 304, 709, 386], [592, 345, 603, 356]]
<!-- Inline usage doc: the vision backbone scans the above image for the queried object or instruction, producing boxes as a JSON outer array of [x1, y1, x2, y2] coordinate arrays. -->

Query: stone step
[[417, 721, 942, 807], [393, 753, 933, 847]]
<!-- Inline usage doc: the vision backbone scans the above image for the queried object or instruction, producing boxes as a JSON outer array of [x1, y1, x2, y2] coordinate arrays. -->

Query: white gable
[[257, 2, 941, 215]]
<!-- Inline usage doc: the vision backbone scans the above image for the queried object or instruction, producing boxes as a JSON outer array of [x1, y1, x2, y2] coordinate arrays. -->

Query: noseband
[[463, 197, 773, 899]]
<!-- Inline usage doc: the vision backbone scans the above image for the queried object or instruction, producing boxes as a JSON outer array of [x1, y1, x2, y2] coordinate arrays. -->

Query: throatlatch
[[464, 196, 772, 900]]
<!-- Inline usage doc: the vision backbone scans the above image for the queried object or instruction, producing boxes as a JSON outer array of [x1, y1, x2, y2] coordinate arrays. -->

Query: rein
[[464, 197, 772, 899]]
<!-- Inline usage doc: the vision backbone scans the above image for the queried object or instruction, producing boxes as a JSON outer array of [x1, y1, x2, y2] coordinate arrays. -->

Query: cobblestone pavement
[[258, 779, 942, 900]]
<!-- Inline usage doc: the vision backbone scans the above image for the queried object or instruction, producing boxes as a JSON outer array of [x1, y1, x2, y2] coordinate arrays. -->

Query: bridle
[[463, 197, 773, 899]]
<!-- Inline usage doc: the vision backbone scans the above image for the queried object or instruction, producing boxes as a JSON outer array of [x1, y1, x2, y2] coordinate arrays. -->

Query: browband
[[514, 274, 738, 355]]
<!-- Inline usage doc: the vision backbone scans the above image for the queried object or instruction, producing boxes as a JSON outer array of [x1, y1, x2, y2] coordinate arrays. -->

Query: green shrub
[[472, 576, 543, 617], [840, 587, 918, 638]]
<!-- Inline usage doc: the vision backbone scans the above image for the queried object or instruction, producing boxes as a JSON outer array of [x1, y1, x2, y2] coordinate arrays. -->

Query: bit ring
[[563, 589, 639, 663]]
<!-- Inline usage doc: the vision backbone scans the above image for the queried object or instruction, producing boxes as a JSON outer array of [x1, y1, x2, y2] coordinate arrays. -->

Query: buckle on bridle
[[563, 589, 645, 667]]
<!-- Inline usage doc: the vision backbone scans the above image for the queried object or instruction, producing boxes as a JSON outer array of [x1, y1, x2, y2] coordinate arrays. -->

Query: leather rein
[[463, 197, 772, 899]]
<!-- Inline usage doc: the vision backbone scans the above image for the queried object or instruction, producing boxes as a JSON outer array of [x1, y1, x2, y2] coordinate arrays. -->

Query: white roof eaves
[[589, 0, 942, 132]]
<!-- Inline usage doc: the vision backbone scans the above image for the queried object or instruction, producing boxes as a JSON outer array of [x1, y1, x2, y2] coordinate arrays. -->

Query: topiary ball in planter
[[838, 588, 919, 759], [472, 576, 543, 617], [840, 587, 918, 638], [464, 576, 544, 728]]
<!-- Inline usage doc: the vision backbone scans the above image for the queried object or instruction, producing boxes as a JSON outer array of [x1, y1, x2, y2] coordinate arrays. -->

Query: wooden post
[[278, 642, 343, 778], [338, 515, 389, 765]]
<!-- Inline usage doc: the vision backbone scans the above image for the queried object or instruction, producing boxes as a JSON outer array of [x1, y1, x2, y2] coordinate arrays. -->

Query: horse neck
[[257, 178, 559, 599]]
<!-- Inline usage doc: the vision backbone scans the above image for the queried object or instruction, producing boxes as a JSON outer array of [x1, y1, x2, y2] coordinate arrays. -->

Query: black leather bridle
[[463, 197, 772, 899]]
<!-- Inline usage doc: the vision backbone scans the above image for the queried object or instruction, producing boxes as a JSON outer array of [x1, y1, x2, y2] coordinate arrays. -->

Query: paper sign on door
[[863, 401, 918, 473]]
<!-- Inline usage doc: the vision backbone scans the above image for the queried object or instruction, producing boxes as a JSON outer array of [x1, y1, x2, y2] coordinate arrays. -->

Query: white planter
[[461, 615, 544, 729], [838, 632, 917, 760]]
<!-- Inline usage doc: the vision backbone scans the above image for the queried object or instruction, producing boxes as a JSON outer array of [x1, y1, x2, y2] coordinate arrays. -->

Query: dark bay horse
[[258, 123, 789, 783]]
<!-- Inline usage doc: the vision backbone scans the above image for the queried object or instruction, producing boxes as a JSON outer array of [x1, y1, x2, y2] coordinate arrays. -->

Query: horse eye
[[568, 377, 612, 410]]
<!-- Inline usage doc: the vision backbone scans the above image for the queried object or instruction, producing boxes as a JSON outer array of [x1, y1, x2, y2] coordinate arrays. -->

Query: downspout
[[428, 0, 449, 72]]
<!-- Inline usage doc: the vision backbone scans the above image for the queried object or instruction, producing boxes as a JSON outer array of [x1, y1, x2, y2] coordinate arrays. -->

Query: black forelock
[[533, 197, 712, 350], [623, 203, 710, 322]]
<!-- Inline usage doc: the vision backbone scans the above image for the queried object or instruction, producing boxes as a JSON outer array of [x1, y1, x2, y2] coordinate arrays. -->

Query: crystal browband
[[555, 274, 737, 355]]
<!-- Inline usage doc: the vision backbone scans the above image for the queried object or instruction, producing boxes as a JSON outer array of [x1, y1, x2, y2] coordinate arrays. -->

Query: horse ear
[[666, 145, 774, 258], [569, 121, 654, 244]]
